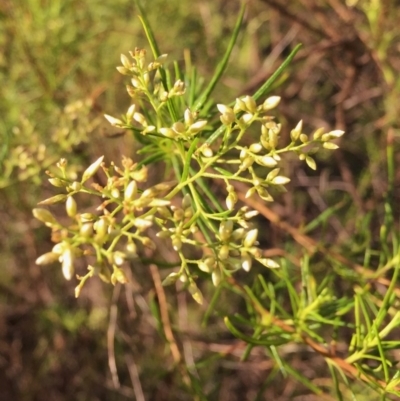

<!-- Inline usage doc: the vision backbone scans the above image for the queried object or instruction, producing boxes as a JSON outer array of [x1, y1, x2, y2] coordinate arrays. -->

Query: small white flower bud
[[66, 196, 77, 218], [81, 156, 104, 183], [104, 114, 124, 127], [243, 96, 257, 113], [124, 180, 137, 201], [259, 155, 278, 167], [126, 104, 136, 121], [133, 112, 147, 126], [219, 220, 233, 242], [249, 143, 263, 153], [120, 54, 131, 69], [61, 248, 74, 281], [212, 270, 221, 286], [184, 108, 194, 126], [172, 122, 185, 133], [243, 229, 258, 248], [36, 252, 59, 265], [290, 120, 303, 141], [33, 208, 58, 227], [218, 245, 229, 260], [263, 96, 281, 111], [271, 176, 291, 185], [189, 120, 207, 134]]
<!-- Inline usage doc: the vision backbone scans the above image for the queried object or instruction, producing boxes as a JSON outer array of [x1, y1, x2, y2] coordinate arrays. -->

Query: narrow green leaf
[[136, 2, 178, 120], [253, 43, 303, 101], [193, 2, 246, 111], [181, 138, 199, 183]]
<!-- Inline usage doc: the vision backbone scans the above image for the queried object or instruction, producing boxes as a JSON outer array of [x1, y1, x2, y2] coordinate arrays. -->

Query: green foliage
[[33, 15, 343, 303], [3, 0, 400, 400]]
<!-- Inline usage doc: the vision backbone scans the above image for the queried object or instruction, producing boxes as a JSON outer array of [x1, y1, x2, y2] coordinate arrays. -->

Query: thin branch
[[107, 284, 121, 388], [125, 354, 145, 401], [149, 264, 181, 364]]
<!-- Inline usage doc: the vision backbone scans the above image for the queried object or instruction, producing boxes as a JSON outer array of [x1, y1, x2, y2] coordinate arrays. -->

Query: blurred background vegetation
[[1, 0, 400, 400]]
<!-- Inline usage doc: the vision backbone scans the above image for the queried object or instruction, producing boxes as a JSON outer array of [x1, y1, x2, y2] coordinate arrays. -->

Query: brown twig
[[149, 264, 182, 364], [107, 284, 121, 388], [125, 354, 145, 401]]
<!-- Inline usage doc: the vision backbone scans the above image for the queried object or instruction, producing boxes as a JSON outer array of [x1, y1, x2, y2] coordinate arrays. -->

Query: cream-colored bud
[[113, 251, 126, 266], [182, 193, 192, 210], [33, 208, 57, 227], [199, 256, 215, 273], [258, 258, 280, 268], [116, 66, 130, 75], [241, 113, 253, 124], [313, 127, 325, 140], [259, 155, 278, 167], [48, 178, 66, 187], [61, 248, 74, 281], [217, 104, 235, 124], [160, 127, 176, 138], [124, 180, 137, 201], [200, 145, 213, 158], [36, 252, 60, 265], [240, 157, 254, 170], [232, 228, 245, 240], [162, 272, 180, 286], [120, 54, 131, 68], [188, 282, 203, 304], [263, 96, 281, 111], [172, 237, 182, 251], [234, 97, 247, 113], [323, 142, 339, 150], [299, 133, 308, 143], [212, 270, 222, 286], [111, 267, 128, 285], [80, 213, 96, 222], [52, 242, 65, 255], [160, 91, 169, 102], [219, 220, 233, 242], [218, 245, 229, 260], [111, 188, 120, 199], [243, 210, 259, 219], [328, 130, 345, 138], [66, 196, 77, 218], [306, 156, 316, 170], [131, 77, 141, 89], [133, 112, 147, 126], [133, 218, 153, 230], [104, 114, 124, 127], [243, 229, 258, 248], [245, 187, 257, 199], [189, 120, 207, 134], [172, 122, 185, 133], [243, 96, 257, 113], [257, 188, 274, 202], [148, 199, 171, 207], [94, 218, 108, 237], [70, 181, 81, 191], [267, 168, 280, 180], [80, 222, 93, 237], [126, 104, 136, 121], [81, 156, 104, 183], [241, 251, 252, 272], [249, 143, 263, 153], [271, 176, 290, 185], [184, 108, 194, 126], [290, 120, 303, 141], [226, 193, 237, 211]]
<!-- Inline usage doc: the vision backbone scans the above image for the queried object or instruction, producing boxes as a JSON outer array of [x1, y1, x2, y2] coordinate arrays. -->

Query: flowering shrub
[[33, 40, 343, 301]]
